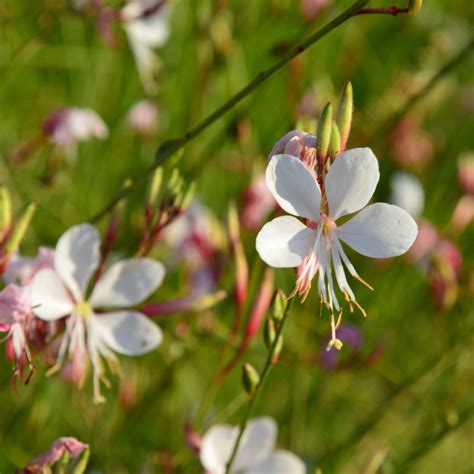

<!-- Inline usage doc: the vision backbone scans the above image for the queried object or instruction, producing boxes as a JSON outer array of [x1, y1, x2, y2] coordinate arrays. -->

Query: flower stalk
[[224, 296, 294, 473], [89, 0, 371, 223]]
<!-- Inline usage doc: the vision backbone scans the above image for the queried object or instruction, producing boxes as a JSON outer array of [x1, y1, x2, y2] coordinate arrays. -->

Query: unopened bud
[[408, 0, 422, 14], [179, 182, 195, 210], [149, 167, 163, 204], [336, 81, 353, 150], [242, 363, 260, 396], [227, 202, 240, 243], [6, 202, 36, 254], [70, 448, 90, 474], [271, 335, 284, 363], [0, 186, 12, 232], [317, 102, 333, 162], [329, 123, 341, 161], [272, 289, 287, 322], [263, 319, 276, 349]]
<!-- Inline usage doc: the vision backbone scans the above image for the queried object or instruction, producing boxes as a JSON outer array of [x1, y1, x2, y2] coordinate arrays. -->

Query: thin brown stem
[[356, 6, 409, 16]]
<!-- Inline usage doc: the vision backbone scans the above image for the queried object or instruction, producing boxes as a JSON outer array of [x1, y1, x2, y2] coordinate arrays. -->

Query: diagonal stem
[[224, 298, 294, 473], [89, 0, 371, 223]]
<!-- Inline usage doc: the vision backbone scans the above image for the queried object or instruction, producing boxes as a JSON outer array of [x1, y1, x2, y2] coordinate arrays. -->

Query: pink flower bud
[[451, 195, 474, 232], [127, 99, 159, 137], [23, 437, 89, 472], [458, 154, 474, 195]]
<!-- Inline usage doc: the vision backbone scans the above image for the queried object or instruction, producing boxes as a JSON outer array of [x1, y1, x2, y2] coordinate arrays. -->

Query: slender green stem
[[224, 298, 294, 473], [89, 0, 370, 223]]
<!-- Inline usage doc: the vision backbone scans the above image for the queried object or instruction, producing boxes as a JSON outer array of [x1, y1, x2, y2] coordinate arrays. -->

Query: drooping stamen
[[333, 234, 374, 290]]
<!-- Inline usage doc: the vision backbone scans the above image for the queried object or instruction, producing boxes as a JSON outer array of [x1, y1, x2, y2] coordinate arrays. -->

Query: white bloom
[[43, 107, 108, 148], [200, 417, 306, 474], [256, 149, 418, 346], [121, 0, 170, 94], [30, 224, 165, 402], [389, 171, 424, 218]]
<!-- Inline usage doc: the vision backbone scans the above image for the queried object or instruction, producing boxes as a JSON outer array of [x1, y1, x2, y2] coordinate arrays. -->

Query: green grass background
[[0, 0, 473, 472]]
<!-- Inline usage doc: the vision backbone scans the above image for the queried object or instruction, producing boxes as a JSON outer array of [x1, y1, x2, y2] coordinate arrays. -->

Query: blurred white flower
[[4, 247, 54, 285], [127, 99, 158, 136], [200, 417, 306, 474], [43, 107, 108, 148], [121, 0, 170, 94], [389, 171, 425, 218], [256, 150, 418, 347], [30, 224, 165, 402]]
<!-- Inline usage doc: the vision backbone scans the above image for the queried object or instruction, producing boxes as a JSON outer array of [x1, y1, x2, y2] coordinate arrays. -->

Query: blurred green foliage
[[0, 0, 473, 472]]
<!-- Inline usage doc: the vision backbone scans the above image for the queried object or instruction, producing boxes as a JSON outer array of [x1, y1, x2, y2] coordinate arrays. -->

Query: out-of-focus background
[[0, 0, 473, 472]]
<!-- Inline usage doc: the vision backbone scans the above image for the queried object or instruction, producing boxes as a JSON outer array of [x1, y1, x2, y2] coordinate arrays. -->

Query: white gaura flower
[[200, 417, 305, 474], [256, 149, 418, 347], [30, 223, 165, 402], [121, 0, 170, 94], [389, 171, 424, 219]]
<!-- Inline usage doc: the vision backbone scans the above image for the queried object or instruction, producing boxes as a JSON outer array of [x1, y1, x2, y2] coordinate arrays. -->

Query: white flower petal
[[325, 147, 380, 220], [389, 171, 424, 218], [266, 154, 321, 220], [336, 203, 418, 258], [89, 259, 165, 308], [256, 216, 315, 268], [92, 311, 162, 356], [200, 424, 237, 474], [54, 223, 101, 301], [200, 417, 277, 473], [246, 450, 306, 474], [30, 269, 73, 321], [233, 417, 278, 471]]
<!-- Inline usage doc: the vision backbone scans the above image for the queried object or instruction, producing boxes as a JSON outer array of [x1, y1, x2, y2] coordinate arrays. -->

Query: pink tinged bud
[[267, 130, 306, 160], [458, 154, 474, 195], [24, 437, 89, 471], [127, 99, 159, 137], [228, 204, 248, 314], [244, 268, 274, 340], [185, 420, 202, 454], [451, 195, 474, 232]]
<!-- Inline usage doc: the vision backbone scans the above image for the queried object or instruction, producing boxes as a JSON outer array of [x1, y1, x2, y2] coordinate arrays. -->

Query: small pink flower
[[127, 99, 159, 137], [43, 107, 108, 148], [300, 0, 331, 21], [0, 284, 35, 382], [4, 247, 54, 285], [267, 129, 317, 169], [23, 437, 88, 472]]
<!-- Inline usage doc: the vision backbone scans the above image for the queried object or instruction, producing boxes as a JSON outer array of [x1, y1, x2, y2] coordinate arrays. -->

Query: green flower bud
[[408, 0, 422, 14], [0, 186, 12, 232], [272, 289, 287, 322], [329, 123, 341, 161], [271, 335, 284, 364], [317, 102, 333, 162], [242, 363, 260, 396], [336, 81, 353, 150], [70, 448, 90, 474], [149, 167, 163, 205], [6, 202, 36, 255], [263, 319, 276, 349]]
